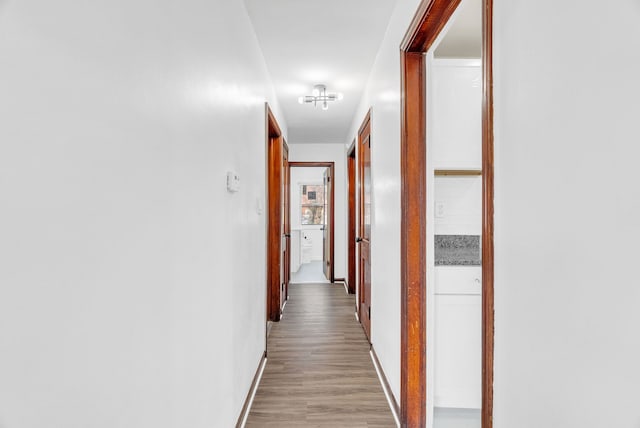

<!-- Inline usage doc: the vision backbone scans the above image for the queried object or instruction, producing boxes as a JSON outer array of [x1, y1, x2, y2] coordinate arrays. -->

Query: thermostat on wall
[[227, 171, 240, 193]]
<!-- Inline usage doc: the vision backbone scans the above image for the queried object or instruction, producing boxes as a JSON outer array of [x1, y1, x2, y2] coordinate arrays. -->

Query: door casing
[[322, 168, 331, 280], [266, 104, 285, 322], [288, 161, 336, 283], [357, 111, 372, 343], [347, 141, 357, 295], [282, 143, 290, 304], [399, 0, 495, 426]]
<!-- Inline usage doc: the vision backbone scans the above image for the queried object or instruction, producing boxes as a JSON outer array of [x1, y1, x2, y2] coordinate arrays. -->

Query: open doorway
[[400, 0, 494, 426], [288, 162, 335, 284], [347, 141, 356, 295], [425, 0, 483, 427]]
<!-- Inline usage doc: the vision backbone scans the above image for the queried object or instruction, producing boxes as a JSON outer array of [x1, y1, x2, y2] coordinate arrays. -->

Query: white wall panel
[[0, 1, 285, 426], [493, 0, 640, 426]]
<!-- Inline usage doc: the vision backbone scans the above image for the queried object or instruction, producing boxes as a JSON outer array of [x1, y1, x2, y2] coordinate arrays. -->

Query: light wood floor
[[245, 283, 396, 427]]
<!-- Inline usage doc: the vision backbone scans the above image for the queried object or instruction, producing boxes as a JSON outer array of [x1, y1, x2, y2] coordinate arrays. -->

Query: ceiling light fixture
[[298, 84, 343, 111]]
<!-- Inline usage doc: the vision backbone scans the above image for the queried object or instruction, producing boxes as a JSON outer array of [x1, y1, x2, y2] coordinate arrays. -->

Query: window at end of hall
[[300, 184, 325, 225]]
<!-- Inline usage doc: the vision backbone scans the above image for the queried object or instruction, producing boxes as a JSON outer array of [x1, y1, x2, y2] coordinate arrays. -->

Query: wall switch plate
[[436, 201, 446, 218], [226, 171, 240, 192]]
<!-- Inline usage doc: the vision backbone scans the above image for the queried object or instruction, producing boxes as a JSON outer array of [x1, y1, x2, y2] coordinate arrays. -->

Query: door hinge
[[368, 306, 371, 320]]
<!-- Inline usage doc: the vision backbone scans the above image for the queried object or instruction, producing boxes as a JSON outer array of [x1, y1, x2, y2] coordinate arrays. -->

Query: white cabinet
[[435, 266, 481, 295], [290, 230, 301, 273], [434, 266, 481, 409], [432, 59, 482, 170], [427, 58, 483, 412]]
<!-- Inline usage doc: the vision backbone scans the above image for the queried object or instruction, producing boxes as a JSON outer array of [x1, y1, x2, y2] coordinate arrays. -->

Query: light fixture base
[[298, 84, 343, 110]]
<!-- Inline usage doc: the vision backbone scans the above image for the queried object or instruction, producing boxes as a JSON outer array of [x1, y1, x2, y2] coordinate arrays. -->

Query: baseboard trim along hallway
[[236, 352, 267, 428], [370, 346, 401, 427], [244, 283, 396, 426]]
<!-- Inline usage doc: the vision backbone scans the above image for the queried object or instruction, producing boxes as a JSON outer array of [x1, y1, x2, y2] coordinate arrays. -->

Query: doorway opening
[[400, 0, 494, 427], [347, 141, 357, 295], [288, 162, 335, 284]]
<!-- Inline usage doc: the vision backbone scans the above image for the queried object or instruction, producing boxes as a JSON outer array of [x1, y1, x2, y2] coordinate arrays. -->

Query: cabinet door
[[434, 293, 482, 408], [434, 266, 482, 409], [435, 266, 481, 295]]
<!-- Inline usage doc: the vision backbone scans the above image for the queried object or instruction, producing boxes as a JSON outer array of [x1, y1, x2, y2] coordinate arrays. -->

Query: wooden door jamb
[[346, 141, 357, 295], [399, 0, 494, 426], [288, 161, 336, 283], [266, 104, 283, 323]]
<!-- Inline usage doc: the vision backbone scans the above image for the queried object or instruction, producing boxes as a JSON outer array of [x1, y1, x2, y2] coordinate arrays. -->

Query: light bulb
[[322, 102, 328, 111], [312, 88, 320, 97], [298, 96, 304, 104], [337, 93, 344, 101]]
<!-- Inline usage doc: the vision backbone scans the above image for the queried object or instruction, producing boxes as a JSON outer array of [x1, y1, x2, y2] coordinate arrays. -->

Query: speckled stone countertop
[[434, 235, 481, 265]]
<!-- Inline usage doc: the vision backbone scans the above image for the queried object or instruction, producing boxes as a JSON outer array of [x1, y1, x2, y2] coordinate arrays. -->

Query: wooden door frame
[[283, 143, 291, 304], [356, 110, 371, 341], [266, 104, 284, 322], [346, 141, 356, 295], [288, 161, 336, 283], [399, 0, 494, 427]]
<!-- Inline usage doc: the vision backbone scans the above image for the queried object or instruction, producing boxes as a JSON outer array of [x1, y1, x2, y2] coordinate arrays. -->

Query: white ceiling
[[244, 0, 398, 144], [434, 0, 481, 58]]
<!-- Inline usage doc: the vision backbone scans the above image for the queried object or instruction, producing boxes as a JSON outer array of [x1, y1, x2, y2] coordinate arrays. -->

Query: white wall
[[0, 1, 285, 427], [290, 167, 326, 265], [350, 0, 640, 423], [288, 144, 347, 279], [346, 0, 423, 404], [493, 1, 640, 427]]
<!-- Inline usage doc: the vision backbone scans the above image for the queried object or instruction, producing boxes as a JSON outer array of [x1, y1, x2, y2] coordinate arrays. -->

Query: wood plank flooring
[[245, 283, 396, 427]]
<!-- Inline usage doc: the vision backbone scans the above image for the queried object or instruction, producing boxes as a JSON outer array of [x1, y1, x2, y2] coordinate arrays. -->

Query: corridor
[[3, 0, 640, 426], [290, 261, 330, 283], [245, 283, 396, 427]]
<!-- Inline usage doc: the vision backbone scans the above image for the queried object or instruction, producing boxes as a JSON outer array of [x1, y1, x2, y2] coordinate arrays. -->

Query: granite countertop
[[434, 235, 481, 266]]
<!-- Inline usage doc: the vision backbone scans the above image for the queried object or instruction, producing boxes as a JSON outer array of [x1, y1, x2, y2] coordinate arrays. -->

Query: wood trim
[[288, 161, 336, 283], [329, 165, 335, 283], [267, 105, 282, 137], [357, 110, 372, 342], [333, 277, 346, 283], [358, 108, 372, 136], [347, 139, 356, 155], [401, 0, 462, 53], [266, 104, 283, 322], [371, 346, 400, 421], [481, 0, 495, 426], [434, 169, 482, 176], [400, 50, 427, 428], [347, 141, 357, 294], [400, 0, 494, 427], [283, 141, 291, 305], [235, 351, 267, 428], [288, 161, 333, 168]]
